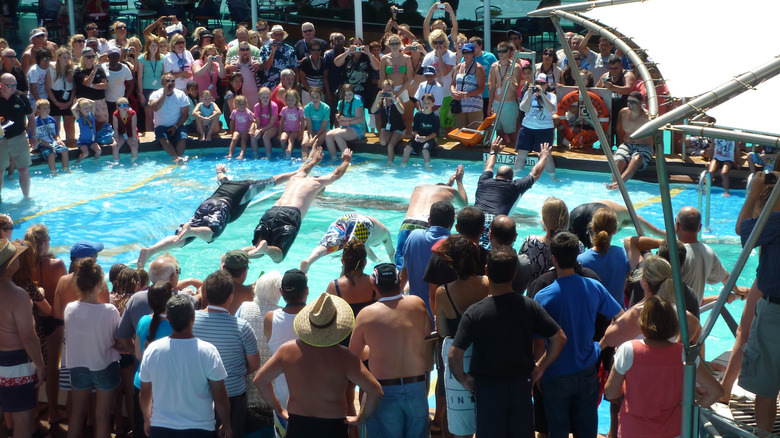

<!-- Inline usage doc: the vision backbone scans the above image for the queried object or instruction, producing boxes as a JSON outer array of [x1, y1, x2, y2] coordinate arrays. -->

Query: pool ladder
[[698, 170, 712, 232]]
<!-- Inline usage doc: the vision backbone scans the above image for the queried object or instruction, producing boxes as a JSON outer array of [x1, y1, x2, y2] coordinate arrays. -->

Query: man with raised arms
[[0, 239, 46, 438], [245, 146, 353, 263], [254, 292, 383, 437], [607, 91, 654, 190], [395, 164, 467, 268], [137, 163, 297, 268], [300, 213, 395, 273]]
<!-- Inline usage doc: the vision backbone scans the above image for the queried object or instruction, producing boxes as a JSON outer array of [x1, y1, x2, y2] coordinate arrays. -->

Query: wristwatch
[[489, 151, 496, 155]]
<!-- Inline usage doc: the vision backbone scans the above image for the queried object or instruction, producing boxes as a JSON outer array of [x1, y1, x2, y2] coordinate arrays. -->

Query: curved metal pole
[[527, 0, 646, 18], [549, 14, 645, 237], [632, 56, 780, 139], [697, 181, 780, 347], [553, 10, 658, 117]]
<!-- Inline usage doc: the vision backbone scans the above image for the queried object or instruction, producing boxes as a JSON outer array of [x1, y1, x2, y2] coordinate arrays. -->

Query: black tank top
[[444, 284, 462, 336]]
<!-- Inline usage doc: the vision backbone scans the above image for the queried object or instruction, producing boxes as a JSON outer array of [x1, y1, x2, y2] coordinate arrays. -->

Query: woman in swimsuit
[[434, 235, 489, 438], [325, 241, 376, 434], [379, 34, 413, 136], [450, 42, 485, 129]]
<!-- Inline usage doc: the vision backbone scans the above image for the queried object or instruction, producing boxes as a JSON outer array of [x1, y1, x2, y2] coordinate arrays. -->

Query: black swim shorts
[[176, 198, 232, 244], [569, 202, 608, 249], [286, 414, 347, 438], [253, 206, 302, 260]]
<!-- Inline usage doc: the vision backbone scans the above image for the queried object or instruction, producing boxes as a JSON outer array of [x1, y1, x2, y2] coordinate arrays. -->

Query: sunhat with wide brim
[[0, 239, 27, 272], [294, 293, 354, 347], [267, 25, 289, 41]]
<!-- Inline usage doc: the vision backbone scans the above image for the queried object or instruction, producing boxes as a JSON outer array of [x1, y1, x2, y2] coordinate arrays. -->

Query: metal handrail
[[746, 173, 755, 193], [698, 170, 712, 232]]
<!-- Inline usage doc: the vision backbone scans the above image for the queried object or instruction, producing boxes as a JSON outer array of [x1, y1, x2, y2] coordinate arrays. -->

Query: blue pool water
[[2, 150, 757, 434]]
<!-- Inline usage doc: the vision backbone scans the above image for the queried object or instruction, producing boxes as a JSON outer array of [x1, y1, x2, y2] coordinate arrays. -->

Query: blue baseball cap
[[70, 241, 104, 260], [461, 43, 475, 53], [423, 66, 436, 76]]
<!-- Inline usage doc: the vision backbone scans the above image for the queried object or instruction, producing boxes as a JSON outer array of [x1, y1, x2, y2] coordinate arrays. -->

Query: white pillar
[[483, 0, 491, 51], [251, 0, 258, 30], [68, 0, 76, 37], [354, 0, 363, 40]]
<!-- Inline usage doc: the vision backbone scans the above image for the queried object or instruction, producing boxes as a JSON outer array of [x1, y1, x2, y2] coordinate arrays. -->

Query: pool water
[[2, 150, 757, 434]]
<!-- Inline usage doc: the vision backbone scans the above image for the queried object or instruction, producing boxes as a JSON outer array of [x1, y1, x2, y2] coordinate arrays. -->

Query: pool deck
[[42, 131, 752, 189]]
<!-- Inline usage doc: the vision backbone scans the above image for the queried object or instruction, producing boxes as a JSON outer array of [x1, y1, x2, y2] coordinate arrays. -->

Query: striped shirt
[[193, 310, 258, 397]]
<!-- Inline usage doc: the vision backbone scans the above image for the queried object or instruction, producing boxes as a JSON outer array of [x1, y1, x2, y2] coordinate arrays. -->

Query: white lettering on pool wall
[[481, 153, 539, 166]]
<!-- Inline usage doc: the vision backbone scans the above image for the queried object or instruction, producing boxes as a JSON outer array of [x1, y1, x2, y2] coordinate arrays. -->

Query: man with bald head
[[473, 138, 552, 249], [1, 50, 28, 93]]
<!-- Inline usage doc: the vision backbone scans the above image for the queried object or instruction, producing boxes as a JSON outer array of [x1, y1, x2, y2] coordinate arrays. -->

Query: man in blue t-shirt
[[534, 232, 622, 438], [469, 37, 496, 118]]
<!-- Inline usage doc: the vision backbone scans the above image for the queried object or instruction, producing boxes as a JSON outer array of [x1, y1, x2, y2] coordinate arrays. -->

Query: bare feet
[[137, 248, 150, 269], [237, 154, 245, 160], [722, 192, 731, 197], [173, 223, 191, 243], [243, 241, 267, 258], [224, 154, 232, 158], [606, 182, 619, 190]]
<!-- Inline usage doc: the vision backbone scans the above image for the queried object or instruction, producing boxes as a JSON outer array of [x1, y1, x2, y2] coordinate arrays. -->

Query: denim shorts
[[366, 380, 428, 438], [154, 125, 188, 143], [70, 361, 121, 391]]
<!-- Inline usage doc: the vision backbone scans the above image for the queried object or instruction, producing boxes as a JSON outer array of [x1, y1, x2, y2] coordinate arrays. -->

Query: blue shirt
[[304, 101, 331, 131], [192, 310, 258, 397], [534, 274, 622, 381], [134, 314, 173, 388], [741, 211, 780, 298], [577, 246, 631, 308], [402, 225, 451, 320], [474, 52, 497, 98]]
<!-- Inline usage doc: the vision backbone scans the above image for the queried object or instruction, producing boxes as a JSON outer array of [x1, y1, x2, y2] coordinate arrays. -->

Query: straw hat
[[294, 293, 354, 347], [0, 239, 27, 273], [268, 25, 288, 41]]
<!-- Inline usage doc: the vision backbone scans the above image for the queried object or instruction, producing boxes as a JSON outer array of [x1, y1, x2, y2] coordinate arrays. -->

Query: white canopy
[[579, 0, 779, 136]]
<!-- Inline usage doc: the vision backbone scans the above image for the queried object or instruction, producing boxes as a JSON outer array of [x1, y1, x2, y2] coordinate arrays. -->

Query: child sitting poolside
[[402, 93, 439, 168], [72, 97, 102, 161], [111, 97, 139, 163], [302, 87, 330, 160], [706, 138, 744, 197], [279, 89, 304, 159], [192, 90, 222, 141], [34, 99, 70, 174], [747, 144, 778, 175], [227, 94, 253, 160], [251, 87, 279, 158]]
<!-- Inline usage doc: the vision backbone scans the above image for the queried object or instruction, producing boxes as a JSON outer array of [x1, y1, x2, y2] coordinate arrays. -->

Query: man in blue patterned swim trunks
[[245, 146, 353, 263], [299, 213, 395, 273], [607, 91, 654, 190], [137, 163, 298, 268]]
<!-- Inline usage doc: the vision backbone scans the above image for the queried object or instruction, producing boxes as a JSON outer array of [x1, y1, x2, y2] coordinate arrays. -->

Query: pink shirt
[[64, 302, 121, 371], [254, 101, 279, 128], [230, 108, 254, 132], [192, 59, 221, 95], [280, 106, 304, 132]]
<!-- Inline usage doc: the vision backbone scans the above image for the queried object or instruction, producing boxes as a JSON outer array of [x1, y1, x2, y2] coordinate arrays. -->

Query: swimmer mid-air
[[136, 163, 297, 268], [299, 213, 395, 273]]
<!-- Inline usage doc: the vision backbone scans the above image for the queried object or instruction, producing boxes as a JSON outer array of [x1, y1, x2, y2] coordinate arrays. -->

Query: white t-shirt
[[591, 53, 611, 82], [522, 91, 557, 130], [421, 50, 456, 97], [64, 302, 121, 371], [415, 81, 444, 116], [27, 64, 51, 102], [150, 88, 190, 127], [682, 242, 728, 304], [140, 337, 227, 431], [163, 50, 195, 90], [102, 62, 134, 102]]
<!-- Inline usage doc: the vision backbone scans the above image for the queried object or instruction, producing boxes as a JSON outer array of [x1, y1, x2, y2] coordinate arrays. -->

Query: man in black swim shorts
[[137, 163, 298, 268], [244, 146, 353, 263]]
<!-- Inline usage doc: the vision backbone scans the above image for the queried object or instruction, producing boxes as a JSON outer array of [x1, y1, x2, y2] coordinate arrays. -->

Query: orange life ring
[[556, 90, 610, 149]]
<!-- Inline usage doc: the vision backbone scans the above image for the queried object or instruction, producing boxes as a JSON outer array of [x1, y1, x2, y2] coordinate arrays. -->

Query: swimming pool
[[2, 150, 756, 434]]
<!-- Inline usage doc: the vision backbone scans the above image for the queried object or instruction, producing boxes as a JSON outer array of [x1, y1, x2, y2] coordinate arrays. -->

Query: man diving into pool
[[136, 163, 298, 268], [244, 146, 353, 263]]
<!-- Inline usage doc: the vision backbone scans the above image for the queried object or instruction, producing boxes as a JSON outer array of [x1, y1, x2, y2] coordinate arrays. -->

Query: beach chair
[[447, 114, 497, 148]]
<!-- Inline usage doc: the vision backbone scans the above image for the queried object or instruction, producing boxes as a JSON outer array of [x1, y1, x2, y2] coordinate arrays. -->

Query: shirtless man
[[569, 199, 665, 248], [607, 91, 654, 190], [395, 164, 466, 268], [350, 263, 432, 436], [254, 293, 383, 438], [0, 239, 46, 438], [137, 164, 296, 268], [244, 146, 353, 263], [487, 41, 523, 148], [300, 214, 395, 273]]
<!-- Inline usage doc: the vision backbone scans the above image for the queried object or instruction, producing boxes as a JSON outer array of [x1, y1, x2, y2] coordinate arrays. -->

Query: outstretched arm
[[484, 137, 502, 173], [316, 148, 353, 185], [448, 164, 467, 205], [529, 142, 553, 182], [296, 145, 324, 177]]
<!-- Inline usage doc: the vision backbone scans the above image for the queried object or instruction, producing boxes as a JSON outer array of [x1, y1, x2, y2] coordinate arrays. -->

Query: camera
[[766, 172, 778, 185], [382, 92, 392, 98], [273, 41, 282, 46], [211, 56, 219, 61], [125, 47, 133, 52], [409, 45, 418, 51], [437, 3, 445, 9], [356, 46, 363, 52], [395, 8, 403, 13]]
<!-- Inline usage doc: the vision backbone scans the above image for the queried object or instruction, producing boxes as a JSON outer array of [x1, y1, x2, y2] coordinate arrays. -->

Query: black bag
[[450, 99, 462, 114]]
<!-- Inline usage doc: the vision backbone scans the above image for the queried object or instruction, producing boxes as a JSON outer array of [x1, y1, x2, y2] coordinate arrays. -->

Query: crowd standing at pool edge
[[1, 4, 780, 438]]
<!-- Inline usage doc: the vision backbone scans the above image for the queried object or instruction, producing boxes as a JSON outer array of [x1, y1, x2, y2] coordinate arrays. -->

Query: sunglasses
[[627, 100, 641, 105], [175, 267, 181, 274], [389, 42, 401, 46], [86, 27, 97, 30], [73, 39, 85, 43], [257, 27, 267, 32], [116, 26, 127, 30], [535, 82, 545, 85], [163, 79, 175, 83], [302, 29, 314, 33], [175, 41, 185, 45], [83, 54, 95, 59], [239, 47, 250, 51], [3, 83, 17, 87], [433, 40, 445, 45], [462, 50, 473, 54], [497, 49, 508, 54], [310, 48, 321, 52], [42, 57, 51, 61], [118, 104, 129, 108]]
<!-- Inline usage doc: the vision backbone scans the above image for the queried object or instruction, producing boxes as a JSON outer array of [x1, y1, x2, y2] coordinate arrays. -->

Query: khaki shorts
[[0, 134, 33, 170]]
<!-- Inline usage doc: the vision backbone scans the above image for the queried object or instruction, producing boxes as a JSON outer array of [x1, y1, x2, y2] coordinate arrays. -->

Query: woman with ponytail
[[577, 207, 631, 308], [64, 258, 121, 438]]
